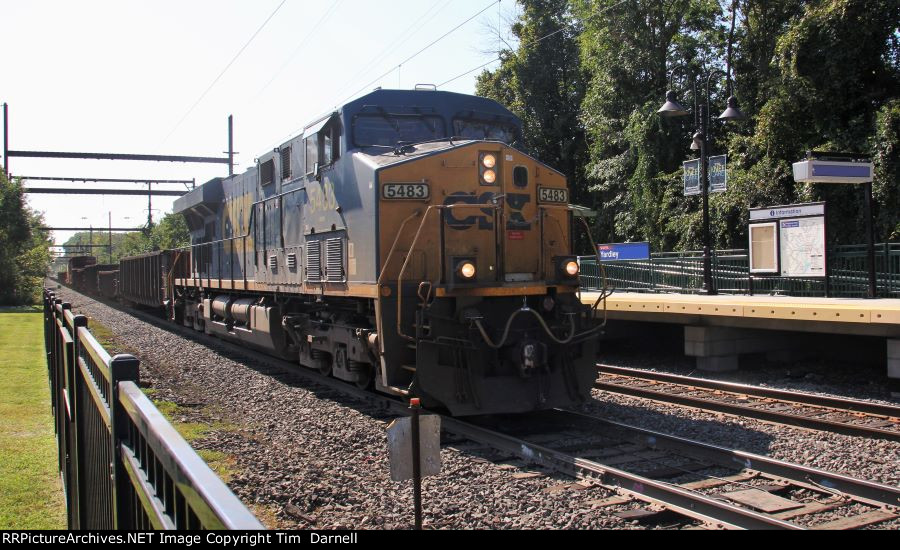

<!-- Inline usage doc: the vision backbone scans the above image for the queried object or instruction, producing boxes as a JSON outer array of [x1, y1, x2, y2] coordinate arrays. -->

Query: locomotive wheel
[[354, 364, 374, 390], [318, 353, 333, 376]]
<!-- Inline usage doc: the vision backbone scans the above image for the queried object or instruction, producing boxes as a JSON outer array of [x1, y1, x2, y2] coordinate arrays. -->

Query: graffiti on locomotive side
[[443, 191, 531, 231], [307, 178, 339, 213]]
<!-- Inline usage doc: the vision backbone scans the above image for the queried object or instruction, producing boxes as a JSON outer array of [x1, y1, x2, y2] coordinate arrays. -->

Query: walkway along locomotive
[[149, 89, 601, 415]]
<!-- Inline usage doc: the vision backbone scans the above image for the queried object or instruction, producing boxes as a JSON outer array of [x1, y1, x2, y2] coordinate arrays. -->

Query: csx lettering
[[444, 191, 493, 230], [443, 191, 531, 231]]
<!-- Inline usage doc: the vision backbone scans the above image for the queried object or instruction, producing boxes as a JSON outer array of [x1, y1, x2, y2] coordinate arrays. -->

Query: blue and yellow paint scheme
[[171, 89, 598, 415]]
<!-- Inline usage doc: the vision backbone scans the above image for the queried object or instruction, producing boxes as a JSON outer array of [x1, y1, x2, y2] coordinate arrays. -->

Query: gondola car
[[161, 89, 601, 415]]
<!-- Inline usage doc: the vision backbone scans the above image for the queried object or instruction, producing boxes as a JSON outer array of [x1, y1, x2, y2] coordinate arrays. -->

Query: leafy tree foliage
[[0, 169, 52, 305], [476, 0, 590, 207], [476, 0, 900, 252]]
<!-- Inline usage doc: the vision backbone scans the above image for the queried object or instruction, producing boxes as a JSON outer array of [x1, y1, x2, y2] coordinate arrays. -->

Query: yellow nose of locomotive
[[377, 141, 574, 294]]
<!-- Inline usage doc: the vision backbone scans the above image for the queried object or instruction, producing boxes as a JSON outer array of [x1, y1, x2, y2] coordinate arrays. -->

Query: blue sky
[[1, 0, 519, 244]]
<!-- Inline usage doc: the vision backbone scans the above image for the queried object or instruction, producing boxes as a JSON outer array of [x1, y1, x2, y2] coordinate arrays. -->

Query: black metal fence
[[580, 243, 900, 298], [42, 289, 263, 530]]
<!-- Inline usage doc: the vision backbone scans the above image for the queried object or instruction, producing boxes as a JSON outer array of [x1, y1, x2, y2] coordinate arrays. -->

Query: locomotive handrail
[[394, 202, 504, 342]]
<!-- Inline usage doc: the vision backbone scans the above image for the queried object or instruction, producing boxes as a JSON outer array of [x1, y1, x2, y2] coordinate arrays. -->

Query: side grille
[[306, 241, 322, 283], [286, 253, 297, 270], [325, 238, 344, 282], [281, 146, 292, 180], [268, 255, 278, 270]]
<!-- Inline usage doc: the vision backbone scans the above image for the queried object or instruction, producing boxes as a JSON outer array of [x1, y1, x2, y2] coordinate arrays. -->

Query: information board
[[749, 222, 778, 273], [778, 217, 826, 277]]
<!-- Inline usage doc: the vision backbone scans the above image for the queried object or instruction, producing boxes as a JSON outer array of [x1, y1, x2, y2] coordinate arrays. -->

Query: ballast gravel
[[49, 284, 900, 529]]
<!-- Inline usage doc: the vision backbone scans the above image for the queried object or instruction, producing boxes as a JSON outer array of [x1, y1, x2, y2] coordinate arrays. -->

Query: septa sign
[[597, 242, 650, 261]]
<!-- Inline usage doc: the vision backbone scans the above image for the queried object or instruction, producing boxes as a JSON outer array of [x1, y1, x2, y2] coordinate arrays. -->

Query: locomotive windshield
[[452, 118, 520, 144], [353, 114, 446, 147]]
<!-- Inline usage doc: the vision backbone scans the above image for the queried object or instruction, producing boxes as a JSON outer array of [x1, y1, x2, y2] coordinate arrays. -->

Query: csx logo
[[444, 191, 531, 230]]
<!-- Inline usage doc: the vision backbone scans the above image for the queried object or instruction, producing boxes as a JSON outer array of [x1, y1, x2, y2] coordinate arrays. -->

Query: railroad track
[[596, 364, 900, 442], [56, 285, 900, 529], [448, 410, 900, 530]]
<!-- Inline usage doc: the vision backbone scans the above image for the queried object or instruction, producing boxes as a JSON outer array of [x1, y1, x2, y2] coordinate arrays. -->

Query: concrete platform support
[[685, 326, 789, 372], [888, 340, 900, 380]]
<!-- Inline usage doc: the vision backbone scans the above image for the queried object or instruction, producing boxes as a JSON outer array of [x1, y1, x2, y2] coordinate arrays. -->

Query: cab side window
[[305, 137, 318, 175], [305, 118, 341, 177]]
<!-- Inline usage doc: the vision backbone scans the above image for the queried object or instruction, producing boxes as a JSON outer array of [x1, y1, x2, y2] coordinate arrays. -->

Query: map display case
[[748, 202, 826, 279]]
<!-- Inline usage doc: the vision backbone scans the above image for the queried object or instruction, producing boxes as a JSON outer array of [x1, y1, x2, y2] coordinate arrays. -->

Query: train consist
[[60, 88, 603, 416]]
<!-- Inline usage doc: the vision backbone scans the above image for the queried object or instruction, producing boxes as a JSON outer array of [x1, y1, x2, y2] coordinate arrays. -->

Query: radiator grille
[[306, 241, 322, 283], [325, 238, 344, 282]]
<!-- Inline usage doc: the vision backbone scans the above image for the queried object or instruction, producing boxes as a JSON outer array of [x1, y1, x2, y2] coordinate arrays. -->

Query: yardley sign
[[749, 203, 825, 221]]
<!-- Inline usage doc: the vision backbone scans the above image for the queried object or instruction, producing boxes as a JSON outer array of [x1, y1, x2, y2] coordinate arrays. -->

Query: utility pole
[[108, 212, 113, 263]]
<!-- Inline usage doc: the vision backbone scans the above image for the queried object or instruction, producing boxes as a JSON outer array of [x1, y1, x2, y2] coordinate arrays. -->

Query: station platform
[[581, 291, 900, 380]]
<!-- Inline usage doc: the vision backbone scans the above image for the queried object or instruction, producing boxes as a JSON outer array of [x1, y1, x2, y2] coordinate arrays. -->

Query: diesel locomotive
[[79, 89, 604, 415]]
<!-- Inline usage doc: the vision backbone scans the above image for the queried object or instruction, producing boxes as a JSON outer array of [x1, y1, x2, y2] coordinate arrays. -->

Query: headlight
[[482, 169, 496, 184], [458, 261, 476, 279], [482, 153, 496, 168], [554, 256, 579, 282]]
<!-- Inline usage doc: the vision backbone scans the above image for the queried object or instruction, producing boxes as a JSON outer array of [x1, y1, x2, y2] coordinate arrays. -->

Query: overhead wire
[[252, 0, 346, 102], [330, 0, 453, 101], [438, 0, 631, 88], [159, 0, 289, 147], [337, 0, 501, 106]]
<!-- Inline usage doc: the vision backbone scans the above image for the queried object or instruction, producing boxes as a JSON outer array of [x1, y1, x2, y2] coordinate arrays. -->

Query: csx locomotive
[[78, 89, 602, 415]]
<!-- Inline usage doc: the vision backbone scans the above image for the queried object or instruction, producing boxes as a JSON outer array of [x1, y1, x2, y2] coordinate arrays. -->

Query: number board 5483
[[383, 183, 430, 200], [538, 187, 568, 204]]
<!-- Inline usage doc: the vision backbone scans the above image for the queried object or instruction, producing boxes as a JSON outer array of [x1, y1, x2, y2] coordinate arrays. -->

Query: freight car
[[163, 88, 603, 415], [118, 250, 188, 309], [66, 256, 97, 288]]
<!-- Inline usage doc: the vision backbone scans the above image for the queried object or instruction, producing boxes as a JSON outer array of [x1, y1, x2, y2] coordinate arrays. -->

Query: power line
[[330, 0, 453, 101], [438, 0, 631, 88], [253, 0, 346, 102], [339, 0, 501, 106], [160, 0, 289, 147]]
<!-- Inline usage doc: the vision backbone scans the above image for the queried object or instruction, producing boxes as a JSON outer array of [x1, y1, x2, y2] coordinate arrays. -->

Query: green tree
[[575, 0, 724, 249], [0, 169, 51, 305], [745, 0, 900, 243], [476, 0, 591, 208]]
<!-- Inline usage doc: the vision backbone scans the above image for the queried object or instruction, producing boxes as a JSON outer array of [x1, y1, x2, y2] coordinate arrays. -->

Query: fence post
[[108, 354, 140, 529], [69, 312, 87, 530]]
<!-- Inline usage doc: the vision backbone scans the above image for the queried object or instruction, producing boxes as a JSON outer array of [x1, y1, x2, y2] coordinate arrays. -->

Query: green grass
[[0, 313, 67, 529], [150, 400, 242, 482]]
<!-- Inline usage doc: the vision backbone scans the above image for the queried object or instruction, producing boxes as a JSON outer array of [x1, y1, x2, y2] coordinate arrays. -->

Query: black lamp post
[[658, 67, 744, 295]]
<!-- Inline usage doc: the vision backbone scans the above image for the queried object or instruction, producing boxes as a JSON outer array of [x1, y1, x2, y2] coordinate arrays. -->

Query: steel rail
[[596, 364, 900, 442], [560, 409, 900, 508], [441, 416, 802, 530]]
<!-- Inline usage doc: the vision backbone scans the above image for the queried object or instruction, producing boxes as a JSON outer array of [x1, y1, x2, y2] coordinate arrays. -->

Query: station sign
[[792, 159, 873, 184], [749, 203, 825, 221], [597, 242, 651, 262]]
